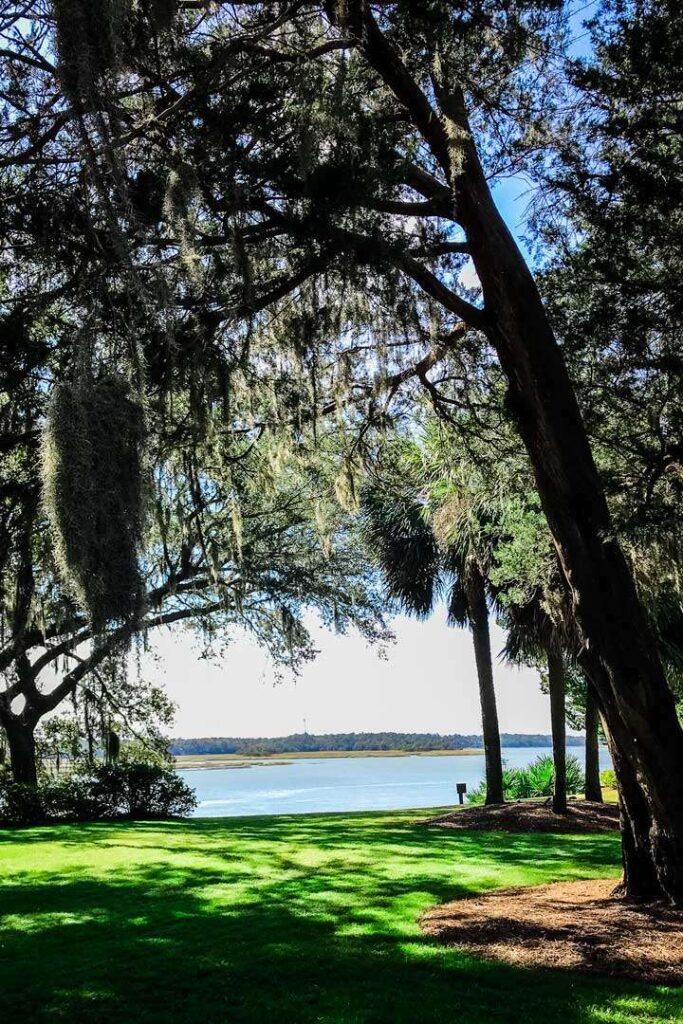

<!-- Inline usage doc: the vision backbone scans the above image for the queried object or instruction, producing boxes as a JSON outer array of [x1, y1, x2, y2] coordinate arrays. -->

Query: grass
[[0, 809, 680, 1023]]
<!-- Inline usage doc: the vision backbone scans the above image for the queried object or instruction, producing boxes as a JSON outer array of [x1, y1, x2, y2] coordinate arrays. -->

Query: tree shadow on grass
[[1, 819, 681, 1024], [1, 866, 682, 1024]]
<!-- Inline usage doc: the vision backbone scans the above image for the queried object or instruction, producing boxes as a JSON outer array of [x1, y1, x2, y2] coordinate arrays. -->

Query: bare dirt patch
[[421, 878, 683, 985], [424, 799, 619, 834]]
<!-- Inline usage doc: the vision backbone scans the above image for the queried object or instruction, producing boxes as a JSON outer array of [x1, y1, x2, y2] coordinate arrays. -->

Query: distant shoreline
[[175, 748, 485, 770], [171, 732, 585, 762]]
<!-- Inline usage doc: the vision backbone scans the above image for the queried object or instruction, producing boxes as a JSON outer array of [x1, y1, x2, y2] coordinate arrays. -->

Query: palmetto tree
[[361, 462, 504, 805]]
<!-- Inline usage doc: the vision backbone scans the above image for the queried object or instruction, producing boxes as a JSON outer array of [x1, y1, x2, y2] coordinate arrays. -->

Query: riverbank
[[174, 747, 485, 769]]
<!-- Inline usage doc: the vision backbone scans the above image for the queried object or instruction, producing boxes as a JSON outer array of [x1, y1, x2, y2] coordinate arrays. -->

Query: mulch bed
[[421, 878, 683, 985], [423, 799, 620, 834]]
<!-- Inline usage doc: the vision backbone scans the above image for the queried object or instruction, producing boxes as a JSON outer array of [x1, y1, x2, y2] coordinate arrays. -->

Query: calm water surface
[[179, 746, 613, 818]]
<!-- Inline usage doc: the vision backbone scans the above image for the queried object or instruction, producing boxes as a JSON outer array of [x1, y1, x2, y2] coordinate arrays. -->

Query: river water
[[179, 745, 613, 818]]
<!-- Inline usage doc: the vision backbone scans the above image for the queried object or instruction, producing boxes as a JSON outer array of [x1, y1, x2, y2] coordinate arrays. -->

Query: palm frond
[[360, 483, 441, 618], [446, 577, 469, 627]]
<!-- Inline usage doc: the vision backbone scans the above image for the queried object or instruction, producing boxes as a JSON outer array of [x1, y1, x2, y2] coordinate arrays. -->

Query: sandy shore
[[174, 748, 485, 770]]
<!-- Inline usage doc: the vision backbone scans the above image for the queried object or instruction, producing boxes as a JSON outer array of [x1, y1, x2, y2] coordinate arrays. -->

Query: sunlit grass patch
[[0, 808, 680, 1023]]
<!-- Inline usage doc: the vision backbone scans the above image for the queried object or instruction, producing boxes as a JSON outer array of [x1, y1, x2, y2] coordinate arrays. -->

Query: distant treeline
[[169, 732, 585, 756]]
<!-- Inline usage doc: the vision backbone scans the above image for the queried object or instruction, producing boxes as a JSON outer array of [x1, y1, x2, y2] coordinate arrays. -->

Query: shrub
[[41, 776, 105, 821], [467, 754, 585, 805], [0, 762, 196, 827], [0, 768, 46, 825], [86, 763, 197, 819], [565, 754, 585, 794], [523, 755, 555, 797], [600, 768, 617, 789]]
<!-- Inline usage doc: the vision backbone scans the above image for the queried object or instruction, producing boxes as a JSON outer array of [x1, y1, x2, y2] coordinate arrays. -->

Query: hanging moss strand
[[42, 373, 148, 630]]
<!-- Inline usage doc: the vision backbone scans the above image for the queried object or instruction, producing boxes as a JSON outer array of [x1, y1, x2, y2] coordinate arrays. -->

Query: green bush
[[467, 754, 585, 805], [523, 755, 555, 796], [0, 762, 196, 826], [565, 755, 585, 794], [0, 768, 45, 825], [85, 763, 197, 819], [600, 768, 617, 789]]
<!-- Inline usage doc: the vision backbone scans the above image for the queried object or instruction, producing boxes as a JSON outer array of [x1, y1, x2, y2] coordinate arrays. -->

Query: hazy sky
[[142, 607, 554, 739]]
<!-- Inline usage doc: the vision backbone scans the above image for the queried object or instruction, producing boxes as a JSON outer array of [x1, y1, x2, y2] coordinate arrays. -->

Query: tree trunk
[[609, 737, 662, 899], [584, 682, 603, 803], [546, 649, 567, 814], [582, 657, 661, 898], [446, 93, 683, 902], [463, 563, 504, 804], [599, 708, 660, 898], [4, 717, 38, 786], [84, 700, 95, 762]]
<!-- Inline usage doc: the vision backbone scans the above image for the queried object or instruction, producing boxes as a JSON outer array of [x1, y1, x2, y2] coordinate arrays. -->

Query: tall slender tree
[[361, 445, 504, 805]]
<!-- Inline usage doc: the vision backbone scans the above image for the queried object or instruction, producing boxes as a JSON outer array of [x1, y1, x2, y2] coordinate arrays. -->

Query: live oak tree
[[1, 324, 389, 784]]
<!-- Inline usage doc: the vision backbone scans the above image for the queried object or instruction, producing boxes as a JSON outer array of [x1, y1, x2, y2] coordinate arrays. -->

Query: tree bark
[[582, 656, 662, 898], [546, 649, 567, 814], [3, 716, 38, 785], [584, 682, 603, 803], [463, 563, 504, 804], [609, 737, 662, 899]]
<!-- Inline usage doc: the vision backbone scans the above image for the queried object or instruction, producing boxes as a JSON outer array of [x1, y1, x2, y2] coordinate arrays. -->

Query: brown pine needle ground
[[422, 878, 683, 985], [424, 799, 620, 833]]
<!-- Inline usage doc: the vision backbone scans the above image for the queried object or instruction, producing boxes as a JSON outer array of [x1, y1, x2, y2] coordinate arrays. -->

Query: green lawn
[[0, 809, 680, 1023]]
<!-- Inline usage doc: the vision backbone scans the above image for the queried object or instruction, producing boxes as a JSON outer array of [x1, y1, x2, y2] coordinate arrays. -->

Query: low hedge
[[0, 762, 197, 826]]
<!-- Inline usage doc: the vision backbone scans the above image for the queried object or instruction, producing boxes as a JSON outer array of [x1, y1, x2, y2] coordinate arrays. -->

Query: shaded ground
[[422, 877, 683, 986], [424, 799, 619, 833], [1, 809, 681, 1023]]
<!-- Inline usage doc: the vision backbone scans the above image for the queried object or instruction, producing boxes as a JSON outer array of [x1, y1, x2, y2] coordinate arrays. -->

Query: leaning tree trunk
[[446, 93, 683, 903], [546, 649, 567, 814], [463, 562, 504, 804], [608, 736, 662, 899], [3, 716, 38, 786], [583, 656, 661, 897], [599, 702, 660, 898], [584, 682, 603, 803]]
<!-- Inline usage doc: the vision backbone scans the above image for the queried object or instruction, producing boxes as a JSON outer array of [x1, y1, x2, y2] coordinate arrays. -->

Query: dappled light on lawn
[[1, 811, 681, 1022]]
